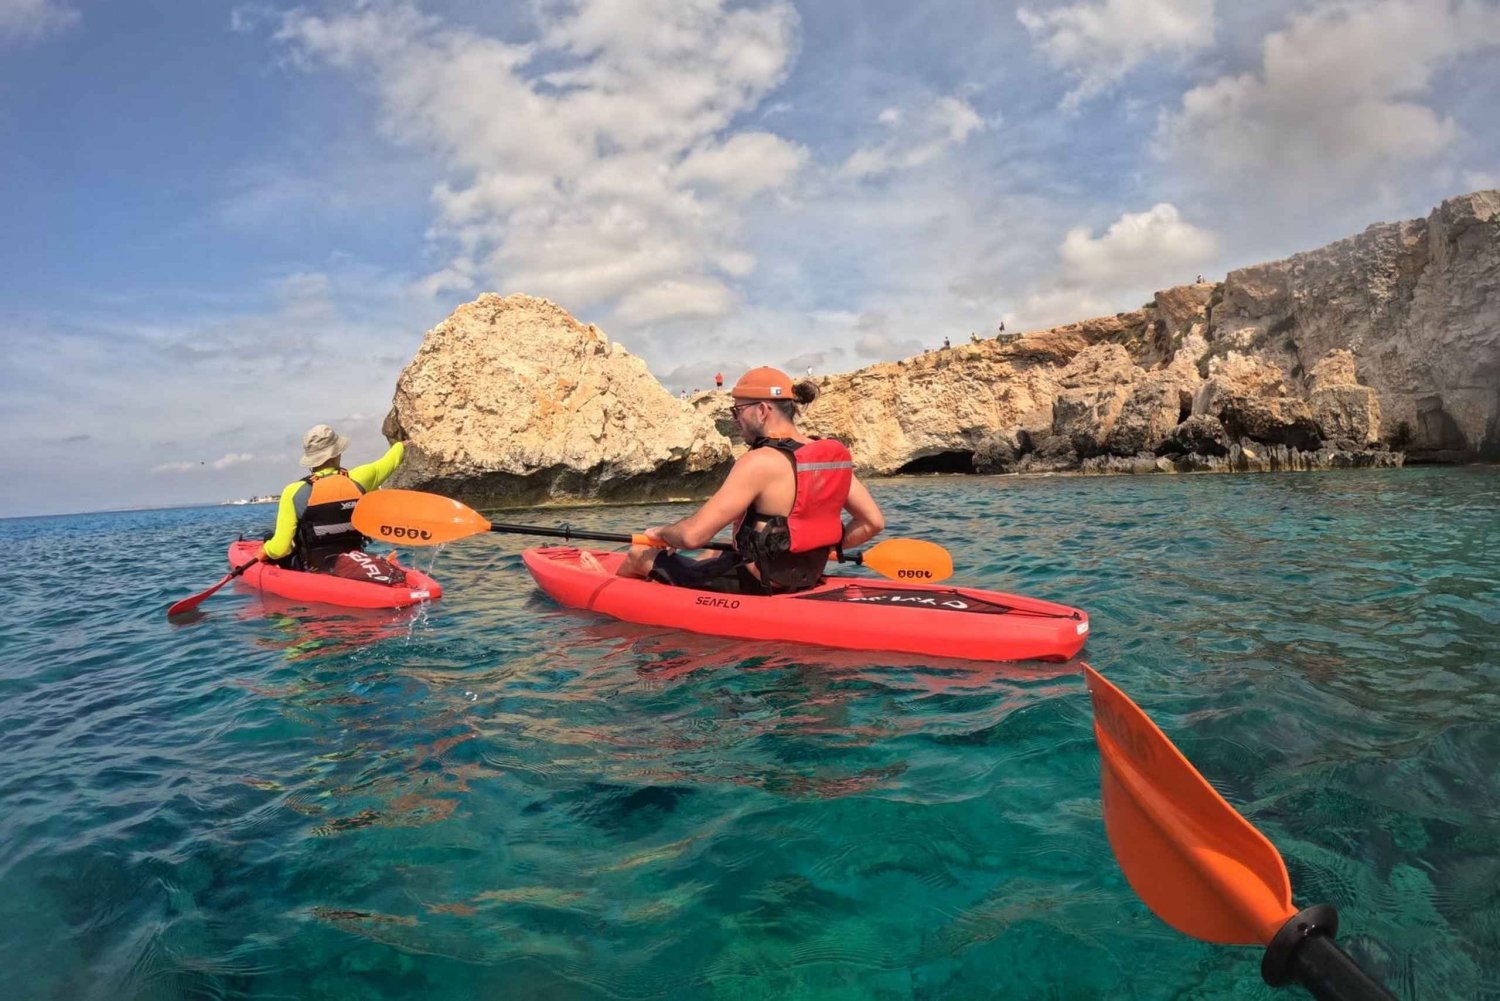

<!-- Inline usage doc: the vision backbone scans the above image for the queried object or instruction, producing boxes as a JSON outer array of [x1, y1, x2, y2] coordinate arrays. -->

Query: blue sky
[[3, 0, 1498, 517]]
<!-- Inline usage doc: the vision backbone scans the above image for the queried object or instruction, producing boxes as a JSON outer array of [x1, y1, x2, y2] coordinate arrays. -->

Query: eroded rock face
[[383, 294, 732, 507], [1208, 190, 1500, 458], [795, 331, 1123, 474]]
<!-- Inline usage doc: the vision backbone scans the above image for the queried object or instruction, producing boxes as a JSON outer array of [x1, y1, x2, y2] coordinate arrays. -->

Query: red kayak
[[228, 541, 442, 610], [521, 546, 1088, 663]]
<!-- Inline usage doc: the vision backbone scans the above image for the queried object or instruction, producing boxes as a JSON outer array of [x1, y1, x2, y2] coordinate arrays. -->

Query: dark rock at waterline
[[972, 432, 1019, 473], [1154, 415, 1229, 457]]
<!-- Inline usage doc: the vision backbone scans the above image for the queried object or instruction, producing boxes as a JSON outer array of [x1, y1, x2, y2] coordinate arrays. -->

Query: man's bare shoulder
[[737, 443, 795, 462], [729, 446, 789, 478]]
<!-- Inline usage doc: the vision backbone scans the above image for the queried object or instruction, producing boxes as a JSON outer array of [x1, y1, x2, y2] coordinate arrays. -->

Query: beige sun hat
[[300, 424, 350, 467]]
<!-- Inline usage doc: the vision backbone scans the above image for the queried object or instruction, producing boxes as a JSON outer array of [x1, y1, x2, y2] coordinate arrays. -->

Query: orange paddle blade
[[166, 570, 234, 618], [859, 538, 954, 583], [166, 558, 259, 619], [1083, 664, 1294, 945], [352, 489, 491, 546]]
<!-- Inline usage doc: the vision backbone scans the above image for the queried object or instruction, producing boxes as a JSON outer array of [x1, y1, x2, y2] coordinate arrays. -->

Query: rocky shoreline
[[380, 189, 1496, 509]]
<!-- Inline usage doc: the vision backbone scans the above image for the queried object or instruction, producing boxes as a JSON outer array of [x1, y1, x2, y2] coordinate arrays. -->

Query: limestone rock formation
[[1306, 350, 1381, 444], [796, 190, 1495, 474], [380, 190, 1493, 504], [1206, 189, 1499, 459], [382, 294, 732, 507]]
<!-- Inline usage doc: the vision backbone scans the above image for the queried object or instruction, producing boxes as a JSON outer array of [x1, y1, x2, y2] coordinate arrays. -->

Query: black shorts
[[648, 551, 769, 595]]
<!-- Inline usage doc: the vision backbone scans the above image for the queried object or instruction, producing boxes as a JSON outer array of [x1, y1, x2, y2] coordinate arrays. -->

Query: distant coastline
[[1, 498, 282, 520]]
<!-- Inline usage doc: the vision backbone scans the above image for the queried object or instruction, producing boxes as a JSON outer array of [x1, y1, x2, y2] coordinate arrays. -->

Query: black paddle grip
[[1262, 904, 1398, 1001]]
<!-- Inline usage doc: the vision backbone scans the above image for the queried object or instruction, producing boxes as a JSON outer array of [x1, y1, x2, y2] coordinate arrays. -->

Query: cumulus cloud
[[1018, 203, 1217, 327], [838, 96, 986, 180], [1018, 0, 1214, 107], [0, 0, 78, 45], [1159, 0, 1500, 194], [1059, 203, 1216, 283], [271, 0, 805, 330]]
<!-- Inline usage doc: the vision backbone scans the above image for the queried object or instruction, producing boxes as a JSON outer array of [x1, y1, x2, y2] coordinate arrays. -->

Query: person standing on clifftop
[[715, 372, 724, 389], [255, 425, 406, 581], [582, 367, 884, 595]]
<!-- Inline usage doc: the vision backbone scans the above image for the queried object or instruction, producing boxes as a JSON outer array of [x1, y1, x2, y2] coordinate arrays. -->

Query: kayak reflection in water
[[587, 367, 885, 596], [255, 424, 407, 581]]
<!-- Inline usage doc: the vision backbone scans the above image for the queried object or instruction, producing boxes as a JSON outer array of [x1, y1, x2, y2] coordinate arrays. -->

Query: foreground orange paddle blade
[[1083, 663, 1294, 945], [858, 538, 954, 583], [352, 489, 490, 546]]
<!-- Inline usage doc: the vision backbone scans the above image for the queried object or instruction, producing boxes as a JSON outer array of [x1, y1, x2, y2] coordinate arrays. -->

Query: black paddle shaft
[[487, 521, 734, 552], [1261, 905, 1398, 1001], [482, 522, 882, 566]]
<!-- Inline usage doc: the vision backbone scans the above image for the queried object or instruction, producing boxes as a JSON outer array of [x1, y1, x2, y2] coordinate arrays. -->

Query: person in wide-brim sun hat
[[299, 424, 350, 467], [255, 424, 405, 572]]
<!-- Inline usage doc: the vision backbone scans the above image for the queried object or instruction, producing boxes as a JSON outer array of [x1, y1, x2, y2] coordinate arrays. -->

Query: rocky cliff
[[385, 190, 1498, 506], [1204, 189, 1500, 462]]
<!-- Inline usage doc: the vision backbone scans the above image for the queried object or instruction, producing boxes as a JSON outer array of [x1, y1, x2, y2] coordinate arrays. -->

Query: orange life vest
[[292, 470, 367, 570]]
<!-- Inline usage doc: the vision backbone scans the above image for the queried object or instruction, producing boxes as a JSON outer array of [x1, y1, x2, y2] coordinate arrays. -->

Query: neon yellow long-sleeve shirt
[[260, 442, 404, 560]]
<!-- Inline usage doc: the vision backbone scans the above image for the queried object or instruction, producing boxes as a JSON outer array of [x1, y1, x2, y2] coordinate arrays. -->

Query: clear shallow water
[[1, 467, 1497, 1000]]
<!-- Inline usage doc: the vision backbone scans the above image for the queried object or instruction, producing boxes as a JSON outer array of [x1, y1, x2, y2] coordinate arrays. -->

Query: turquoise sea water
[[1, 468, 1497, 1000]]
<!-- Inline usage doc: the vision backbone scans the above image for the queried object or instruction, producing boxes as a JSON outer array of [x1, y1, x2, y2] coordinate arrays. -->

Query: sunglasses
[[730, 401, 762, 416]]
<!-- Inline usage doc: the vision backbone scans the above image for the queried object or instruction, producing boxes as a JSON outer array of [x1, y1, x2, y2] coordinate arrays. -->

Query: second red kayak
[[228, 541, 442, 610], [521, 546, 1088, 663]]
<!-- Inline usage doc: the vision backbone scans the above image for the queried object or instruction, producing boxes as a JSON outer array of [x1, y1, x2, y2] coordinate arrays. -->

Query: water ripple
[[0, 467, 1496, 999]]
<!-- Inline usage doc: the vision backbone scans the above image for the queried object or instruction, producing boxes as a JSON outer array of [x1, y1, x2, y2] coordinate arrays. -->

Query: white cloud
[[615, 277, 738, 325], [1159, 0, 1500, 193], [674, 132, 808, 198], [0, 0, 78, 44], [411, 262, 477, 299], [0, 253, 447, 516], [1015, 286, 1124, 331], [272, 0, 804, 330], [1059, 203, 1216, 283], [1018, 0, 1214, 107], [153, 452, 261, 474], [1018, 203, 1217, 327], [839, 96, 986, 180], [850, 311, 924, 361], [1463, 170, 1500, 192]]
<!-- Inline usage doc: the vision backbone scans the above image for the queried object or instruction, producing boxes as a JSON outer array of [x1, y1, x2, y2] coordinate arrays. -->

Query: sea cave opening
[[893, 450, 977, 475]]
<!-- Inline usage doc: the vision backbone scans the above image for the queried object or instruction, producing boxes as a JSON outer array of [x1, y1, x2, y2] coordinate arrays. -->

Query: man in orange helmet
[[600, 367, 885, 594]]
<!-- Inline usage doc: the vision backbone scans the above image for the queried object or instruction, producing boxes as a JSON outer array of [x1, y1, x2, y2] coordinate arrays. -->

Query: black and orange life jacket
[[292, 469, 367, 570], [734, 436, 853, 592]]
